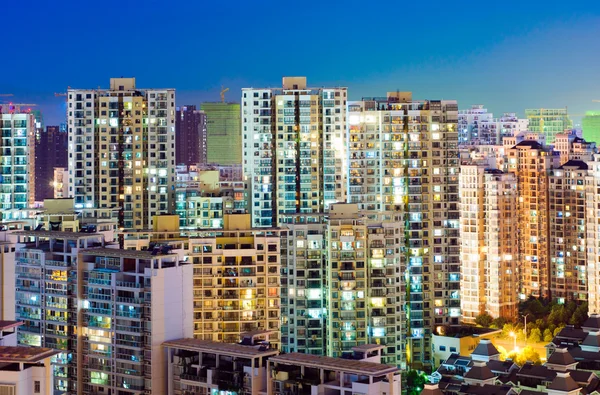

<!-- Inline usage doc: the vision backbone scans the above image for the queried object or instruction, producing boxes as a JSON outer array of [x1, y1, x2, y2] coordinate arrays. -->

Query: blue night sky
[[2, 0, 599, 126]]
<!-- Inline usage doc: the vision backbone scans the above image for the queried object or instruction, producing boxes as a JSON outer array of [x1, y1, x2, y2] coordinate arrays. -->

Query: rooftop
[[559, 160, 589, 170], [352, 344, 385, 353], [15, 230, 103, 239], [0, 321, 22, 331], [472, 339, 500, 357], [547, 348, 577, 366], [513, 140, 544, 149], [162, 338, 279, 358], [0, 346, 59, 363], [436, 325, 500, 338], [80, 247, 177, 259], [269, 353, 398, 376]]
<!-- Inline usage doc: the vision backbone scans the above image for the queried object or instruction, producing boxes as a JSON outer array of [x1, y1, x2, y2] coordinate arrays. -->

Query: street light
[[510, 331, 517, 352], [523, 314, 530, 342]]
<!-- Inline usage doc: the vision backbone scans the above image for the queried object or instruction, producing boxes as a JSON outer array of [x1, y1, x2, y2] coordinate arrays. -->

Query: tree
[[529, 328, 542, 343], [507, 346, 541, 366], [543, 328, 553, 342], [492, 317, 509, 329], [476, 313, 493, 328], [405, 370, 428, 395], [554, 326, 565, 337]]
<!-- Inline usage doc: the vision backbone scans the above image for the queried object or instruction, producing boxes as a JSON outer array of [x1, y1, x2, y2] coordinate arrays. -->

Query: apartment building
[[0, 109, 36, 219], [347, 92, 460, 369], [163, 334, 279, 395], [14, 227, 192, 395], [186, 214, 282, 346], [121, 214, 283, 348], [553, 131, 596, 165], [176, 105, 207, 166], [175, 165, 247, 229], [280, 213, 327, 356], [483, 170, 519, 319], [458, 105, 527, 145], [0, 346, 59, 395], [67, 77, 176, 229], [78, 247, 192, 395], [268, 348, 401, 395], [549, 161, 588, 303], [587, 154, 600, 315], [14, 230, 109, 393], [459, 164, 518, 322], [506, 139, 556, 299], [325, 204, 403, 366], [242, 77, 347, 227], [526, 108, 572, 144], [35, 125, 68, 201], [201, 102, 242, 165], [163, 337, 401, 395]]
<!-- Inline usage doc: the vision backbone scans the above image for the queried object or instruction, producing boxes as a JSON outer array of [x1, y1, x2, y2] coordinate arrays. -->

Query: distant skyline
[[2, 0, 599, 126]]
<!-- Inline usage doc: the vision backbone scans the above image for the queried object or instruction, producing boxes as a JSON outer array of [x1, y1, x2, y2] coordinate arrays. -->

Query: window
[[34, 381, 41, 393], [439, 346, 446, 351], [450, 347, 457, 353]]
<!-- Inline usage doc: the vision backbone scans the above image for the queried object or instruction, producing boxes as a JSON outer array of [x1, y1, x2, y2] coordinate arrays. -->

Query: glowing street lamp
[[510, 331, 517, 352]]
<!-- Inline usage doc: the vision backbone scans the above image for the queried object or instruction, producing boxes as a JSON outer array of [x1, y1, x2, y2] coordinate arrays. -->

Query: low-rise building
[[268, 351, 401, 395], [0, 345, 59, 395]]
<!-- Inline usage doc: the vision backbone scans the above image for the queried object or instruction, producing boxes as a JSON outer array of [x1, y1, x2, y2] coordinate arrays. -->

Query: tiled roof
[[548, 372, 580, 392], [472, 340, 500, 357], [464, 364, 495, 381], [547, 348, 577, 366]]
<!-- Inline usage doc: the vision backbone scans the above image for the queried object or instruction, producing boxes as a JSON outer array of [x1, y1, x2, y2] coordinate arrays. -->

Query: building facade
[[176, 105, 206, 166], [459, 164, 518, 322], [525, 108, 572, 144], [0, 110, 36, 219], [458, 105, 528, 145], [67, 77, 176, 229], [14, 229, 192, 394], [242, 77, 347, 227], [201, 102, 242, 165], [35, 125, 68, 202], [347, 92, 460, 369], [506, 140, 555, 299]]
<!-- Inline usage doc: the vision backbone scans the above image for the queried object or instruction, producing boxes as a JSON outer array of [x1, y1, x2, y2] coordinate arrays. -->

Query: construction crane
[[55, 92, 67, 97], [220, 86, 229, 103]]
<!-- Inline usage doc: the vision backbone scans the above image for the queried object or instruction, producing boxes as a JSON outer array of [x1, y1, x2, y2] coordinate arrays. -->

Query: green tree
[[476, 313, 494, 328], [543, 328, 553, 342], [529, 328, 542, 343], [553, 326, 565, 337], [492, 317, 509, 329], [405, 370, 428, 395]]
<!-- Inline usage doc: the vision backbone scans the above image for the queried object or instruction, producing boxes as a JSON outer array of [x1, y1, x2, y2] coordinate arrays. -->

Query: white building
[[458, 105, 528, 145], [52, 167, 69, 199], [67, 77, 176, 229], [0, 346, 59, 395], [241, 77, 347, 227]]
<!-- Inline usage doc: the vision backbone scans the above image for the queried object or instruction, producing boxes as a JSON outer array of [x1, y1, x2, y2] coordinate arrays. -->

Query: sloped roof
[[517, 363, 556, 380], [548, 348, 577, 366], [582, 332, 600, 348], [487, 360, 517, 373], [465, 364, 495, 381], [583, 315, 600, 331], [559, 160, 589, 170], [472, 340, 500, 357], [548, 372, 580, 392], [513, 140, 544, 149]]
